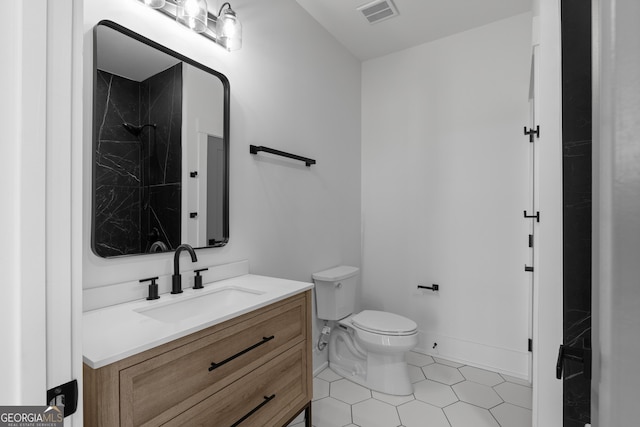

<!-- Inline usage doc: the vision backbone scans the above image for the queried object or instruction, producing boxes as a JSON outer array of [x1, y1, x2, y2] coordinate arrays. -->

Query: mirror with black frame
[[92, 20, 229, 258]]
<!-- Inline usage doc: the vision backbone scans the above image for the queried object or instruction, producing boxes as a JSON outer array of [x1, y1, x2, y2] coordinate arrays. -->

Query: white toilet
[[312, 266, 418, 396]]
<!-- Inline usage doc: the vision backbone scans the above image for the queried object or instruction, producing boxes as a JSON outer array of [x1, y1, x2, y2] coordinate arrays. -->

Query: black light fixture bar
[[137, 0, 224, 46]]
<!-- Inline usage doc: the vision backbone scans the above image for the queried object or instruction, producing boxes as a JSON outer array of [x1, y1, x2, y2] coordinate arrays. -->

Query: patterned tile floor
[[289, 352, 532, 427]]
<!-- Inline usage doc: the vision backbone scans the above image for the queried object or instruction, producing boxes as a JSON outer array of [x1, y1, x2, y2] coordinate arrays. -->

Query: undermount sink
[[136, 286, 266, 323]]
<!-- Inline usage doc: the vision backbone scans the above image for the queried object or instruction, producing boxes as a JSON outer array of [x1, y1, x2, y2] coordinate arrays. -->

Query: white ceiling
[[295, 0, 532, 61], [97, 24, 180, 82]]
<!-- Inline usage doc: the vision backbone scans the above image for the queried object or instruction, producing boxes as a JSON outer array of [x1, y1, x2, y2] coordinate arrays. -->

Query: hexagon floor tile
[[413, 379, 459, 407], [491, 402, 533, 427], [290, 352, 532, 427], [330, 378, 372, 405], [459, 365, 505, 387], [352, 398, 401, 427], [422, 363, 465, 385], [494, 381, 533, 410], [398, 400, 450, 427], [312, 397, 352, 427], [407, 364, 426, 383], [444, 401, 501, 427], [372, 390, 415, 406], [406, 351, 435, 367], [452, 380, 503, 409], [314, 377, 330, 401]]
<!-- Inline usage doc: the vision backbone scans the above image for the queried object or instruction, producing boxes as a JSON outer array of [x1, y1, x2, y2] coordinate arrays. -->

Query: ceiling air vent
[[357, 0, 399, 25]]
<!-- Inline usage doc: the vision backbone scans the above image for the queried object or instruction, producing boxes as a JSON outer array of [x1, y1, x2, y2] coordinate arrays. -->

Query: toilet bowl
[[312, 266, 419, 396], [329, 311, 418, 395]]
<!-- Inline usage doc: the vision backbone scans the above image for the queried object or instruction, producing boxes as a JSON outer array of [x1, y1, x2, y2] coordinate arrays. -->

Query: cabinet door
[[120, 296, 306, 426], [164, 343, 309, 427]]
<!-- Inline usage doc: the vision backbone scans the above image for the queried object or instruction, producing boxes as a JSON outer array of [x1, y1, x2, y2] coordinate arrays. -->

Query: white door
[[45, 0, 83, 424], [0, 1, 82, 424], [531, 0, 564, 425], [525, 47, 539, 384]]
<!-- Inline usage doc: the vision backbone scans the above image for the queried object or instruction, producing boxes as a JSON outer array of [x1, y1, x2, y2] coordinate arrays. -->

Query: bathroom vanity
[[83, 275, 313, 426], [87, 20, 313, 425]]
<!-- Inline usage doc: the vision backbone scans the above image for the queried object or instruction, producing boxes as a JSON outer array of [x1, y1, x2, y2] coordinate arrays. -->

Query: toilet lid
[[351, 310, 417, 336]]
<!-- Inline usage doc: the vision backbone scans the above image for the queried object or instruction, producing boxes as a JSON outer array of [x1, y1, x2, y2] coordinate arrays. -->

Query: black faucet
[[171, 244, 198, 294]]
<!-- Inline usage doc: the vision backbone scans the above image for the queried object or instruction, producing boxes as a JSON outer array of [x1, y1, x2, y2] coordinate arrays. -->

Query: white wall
[[594, 0, 640, 424], [361, 13, 533, 378], [83, 0, 361, 373]]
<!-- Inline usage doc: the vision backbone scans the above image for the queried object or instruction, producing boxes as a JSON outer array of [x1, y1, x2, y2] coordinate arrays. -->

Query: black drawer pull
[[208, 336, 275, 372], [230, 394, 276, 427]]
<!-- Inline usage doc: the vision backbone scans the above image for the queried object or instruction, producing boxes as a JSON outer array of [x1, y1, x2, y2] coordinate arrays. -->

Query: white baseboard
[[311, 335, 529, 383], [416, 331, 530, 382]]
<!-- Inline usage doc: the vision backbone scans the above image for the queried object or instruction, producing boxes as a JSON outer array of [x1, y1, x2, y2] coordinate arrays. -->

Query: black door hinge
[[47, 380, 78, 417], [528, 339, 533, 352], [528, 234, 533, 248], [524, 210, 541, 222], [524, 125, 540, 143]]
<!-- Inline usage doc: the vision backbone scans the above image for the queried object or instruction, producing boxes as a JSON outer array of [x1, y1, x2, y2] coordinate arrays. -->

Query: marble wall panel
[[93, 64, 182, 257], [94, 185, 141, 257], [561, 0, 592, 425], [142, 64, 183, 185]]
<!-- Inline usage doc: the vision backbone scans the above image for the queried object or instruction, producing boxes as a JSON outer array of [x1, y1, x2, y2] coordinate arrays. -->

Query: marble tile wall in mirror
[[95, 64, 183, 257]]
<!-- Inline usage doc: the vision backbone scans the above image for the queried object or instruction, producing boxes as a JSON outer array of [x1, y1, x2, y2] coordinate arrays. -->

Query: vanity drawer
[[119, 296, 306, 426], [164, 343, 309, 427]]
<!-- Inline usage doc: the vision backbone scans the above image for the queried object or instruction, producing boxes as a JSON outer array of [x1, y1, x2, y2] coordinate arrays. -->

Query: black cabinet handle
[[208, 336, 275, 372], [230, 394, 276, 427]]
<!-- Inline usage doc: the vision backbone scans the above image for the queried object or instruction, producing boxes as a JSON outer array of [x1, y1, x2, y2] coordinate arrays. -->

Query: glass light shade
[[143, 0, 166, 9], [216, 8, 242, 51], [176, 0, 208, 33]]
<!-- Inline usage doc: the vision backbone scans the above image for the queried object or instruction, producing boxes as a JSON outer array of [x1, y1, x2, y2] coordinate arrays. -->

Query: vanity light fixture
[[137, 0, 243, 51]]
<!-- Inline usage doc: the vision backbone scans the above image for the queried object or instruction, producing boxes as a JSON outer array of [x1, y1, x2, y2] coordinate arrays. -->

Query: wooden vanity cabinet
[[84, 291, 312, 427]]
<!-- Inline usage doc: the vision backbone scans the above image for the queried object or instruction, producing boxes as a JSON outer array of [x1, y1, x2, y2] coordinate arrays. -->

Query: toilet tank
[[312, 266, 359, 321]]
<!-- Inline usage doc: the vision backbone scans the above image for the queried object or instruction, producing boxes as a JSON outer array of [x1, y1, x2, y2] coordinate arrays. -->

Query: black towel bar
[[250, 145, 316, 167]]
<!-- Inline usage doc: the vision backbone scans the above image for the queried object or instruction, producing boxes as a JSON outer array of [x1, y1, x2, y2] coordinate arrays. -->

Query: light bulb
[[184, 0, 199, 15], [176, 0, 208, 33], [144, 0, 165, 8]]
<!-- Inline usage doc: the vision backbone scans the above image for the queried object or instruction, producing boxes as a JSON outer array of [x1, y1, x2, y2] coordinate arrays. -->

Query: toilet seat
[[351, 310, 417, 336]]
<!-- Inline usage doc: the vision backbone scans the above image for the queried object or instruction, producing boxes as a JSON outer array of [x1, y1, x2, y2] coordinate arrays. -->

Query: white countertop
[[83, 274, 313, 369]]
